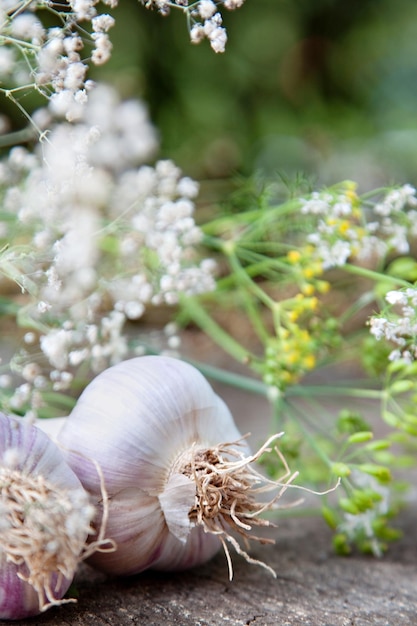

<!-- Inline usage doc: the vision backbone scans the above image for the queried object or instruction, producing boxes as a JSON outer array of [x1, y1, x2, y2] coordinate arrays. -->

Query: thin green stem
[[286, 385, 384, 400], [202, 209, 268, 236], [338, 290, 377, 326], [234, 247, 292, 278], [0, 126, 37, 148], [226, 252, 272, 343], [201, 234, 224, 251], [343, 263, 411, 289], [184, 360, 269, 396], [240, 199, 301, 243], [163, 352, 386, 403], [283, 400, 334, 469], [228, 251, 276, 310], [179, 295, 259, 366], [0, 35, 39, 50]]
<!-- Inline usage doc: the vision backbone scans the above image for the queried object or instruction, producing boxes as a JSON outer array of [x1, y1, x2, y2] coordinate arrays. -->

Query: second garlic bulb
[[57, 356, 278, 577]]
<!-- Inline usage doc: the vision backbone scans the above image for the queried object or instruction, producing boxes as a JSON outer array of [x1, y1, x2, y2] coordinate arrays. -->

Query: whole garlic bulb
[[57, 356, 282, 578], [0, 412, 96, 620]]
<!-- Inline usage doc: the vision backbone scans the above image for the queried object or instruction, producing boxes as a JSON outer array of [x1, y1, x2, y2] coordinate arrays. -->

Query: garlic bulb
[[57, 356, 287, 578], [0, 412, 96, 620]]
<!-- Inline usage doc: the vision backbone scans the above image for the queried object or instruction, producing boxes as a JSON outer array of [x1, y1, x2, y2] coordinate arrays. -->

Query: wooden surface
[[9, 332, 417, 625], [19, 504, 417, 626]]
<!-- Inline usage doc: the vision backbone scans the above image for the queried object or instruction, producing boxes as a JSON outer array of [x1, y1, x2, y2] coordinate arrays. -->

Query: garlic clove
[[0, 413, 97, 618], [86, 488, 166, 576], [0, 564, 70, 621], [151, 526, 220, 573], [34, 416, 66, 443], [158, 473, 195, 543]]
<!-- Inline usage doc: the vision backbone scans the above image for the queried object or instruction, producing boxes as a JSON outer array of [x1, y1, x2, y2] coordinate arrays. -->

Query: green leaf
[[386, 257, 417, 281], [364, 439, 391, 452], [41, 392, 77, 409], [98, 234, 120, 255], [339, 498, 359, 515], [0, 296, 20, 316], [337, 410, 370, 434], [321, 506, 339, 530], [357, 464, 391, 483], [382, 411, 401, 428], [403, 423, 417, 437], [352, 489, 381, 512], [389, 380, 415, 395], [331, 462, 351, 477], [347, 431, 373, 445], [332, 533, 351, 556]]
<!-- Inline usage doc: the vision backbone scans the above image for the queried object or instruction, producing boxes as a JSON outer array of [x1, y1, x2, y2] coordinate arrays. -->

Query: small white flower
[[208, 26, 228, 53], [385, 290, 407, 306], [369, 317, 388, 341], [92, 14, 116, 33], [223, 0, 244, 8], [190, 23, 205, 44], [38, 301, 52, 313], [91, 33, 113, 65], [10, 14, 45, 44], [199, 0, 217, 19]]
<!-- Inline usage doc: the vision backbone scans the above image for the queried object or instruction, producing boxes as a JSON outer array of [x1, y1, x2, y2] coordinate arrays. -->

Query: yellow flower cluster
[[263, 324, 318, 389], [286, 247, 330, 297], [262, 242, 342, 390]]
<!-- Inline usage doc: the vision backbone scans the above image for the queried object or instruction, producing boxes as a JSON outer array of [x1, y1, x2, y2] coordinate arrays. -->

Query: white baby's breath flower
[[37, 301, 51, 313], [0, 48, 15, 75], [0, 78, 216, 416], [223, 0, 245, 8], [208, 26, 228, 53], [199, 0, 217, 19], [142, 0, 243, 51], [385, 290, 407, 306], [70, 0, 98, 21], [92, 14, 116, 32], [91, 33, 113, 65], [10, 13, 45, 44], [40, 330, 73, 370], [374, 184, 417, 216], [190, 23, 205, 43], [369, 286, 417, 363], [1, 0, 117, 121]]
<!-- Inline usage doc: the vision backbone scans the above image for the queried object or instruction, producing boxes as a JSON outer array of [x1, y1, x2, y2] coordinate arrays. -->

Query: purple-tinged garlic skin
[[0, 413, 93, 620], [57, 356, 248, 576], [0, 563, 68, 621]]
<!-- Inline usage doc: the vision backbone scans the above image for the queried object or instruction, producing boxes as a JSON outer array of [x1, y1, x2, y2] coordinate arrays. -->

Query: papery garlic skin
[[57, 355, 249, 576], [0, 413, 95, 620]]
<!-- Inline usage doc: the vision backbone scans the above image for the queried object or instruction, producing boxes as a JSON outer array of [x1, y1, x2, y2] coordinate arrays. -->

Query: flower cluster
[[0, 84, 216, 417], [141, 0, 245, 53], [261, 295, 339, 391], [263, 327, 318, 390], [300, 184, 365, 269], [0, 0, 243, 131], [369, 288, 417, 363], [297, 183, 417, 269], [372, 184, 417, 255], [0, 0, 117, 121], [333, 468, 396, 557]]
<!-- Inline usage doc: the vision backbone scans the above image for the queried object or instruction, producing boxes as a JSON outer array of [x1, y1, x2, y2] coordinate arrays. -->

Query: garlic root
[[0, 468, 83, 612], [174, 433, 296, 580]]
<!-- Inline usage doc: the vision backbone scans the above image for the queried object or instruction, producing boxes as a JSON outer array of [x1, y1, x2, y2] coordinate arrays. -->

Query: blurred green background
[[90, 0, 417, 188], [2, 0, 417, 189]]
